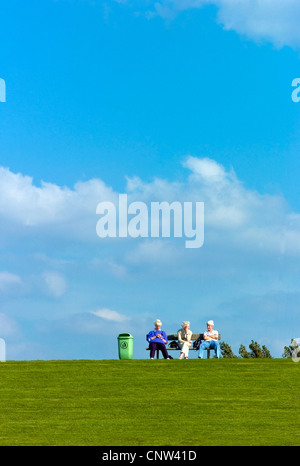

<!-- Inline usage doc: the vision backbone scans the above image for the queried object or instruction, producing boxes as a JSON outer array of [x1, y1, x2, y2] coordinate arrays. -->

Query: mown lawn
[[0, 359, 299, 446]]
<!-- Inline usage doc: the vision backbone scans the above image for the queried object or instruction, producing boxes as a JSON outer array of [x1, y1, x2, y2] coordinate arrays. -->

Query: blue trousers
[[198, 340, 221, 359]]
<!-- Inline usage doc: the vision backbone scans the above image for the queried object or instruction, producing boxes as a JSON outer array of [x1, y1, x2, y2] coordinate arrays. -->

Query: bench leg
[[157, 348, 159, 359], [207, 349, 210, 359]]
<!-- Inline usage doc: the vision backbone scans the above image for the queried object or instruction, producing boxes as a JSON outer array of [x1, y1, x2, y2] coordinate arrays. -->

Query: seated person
[[198, 320, 221, 359], [177, 321, 192, 359], [147, 319, 173, 359]]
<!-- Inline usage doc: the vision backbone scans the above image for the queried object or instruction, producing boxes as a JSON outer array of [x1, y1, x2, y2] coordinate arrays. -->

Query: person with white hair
[[146, 319, 173, 359], [198, 320, 221, 359], [177, 321, 192, 359]]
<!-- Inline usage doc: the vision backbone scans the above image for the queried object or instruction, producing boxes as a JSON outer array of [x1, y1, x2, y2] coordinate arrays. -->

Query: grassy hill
[[0, 358, 299, 446]]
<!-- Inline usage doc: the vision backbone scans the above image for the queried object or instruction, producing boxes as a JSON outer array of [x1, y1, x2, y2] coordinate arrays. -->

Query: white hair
[[154, 319, 162, 326], [181, 321, 190, 328]]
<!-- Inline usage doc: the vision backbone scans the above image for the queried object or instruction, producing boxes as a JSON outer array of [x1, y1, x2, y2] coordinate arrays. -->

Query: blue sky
[[1, 0, 300, 359]]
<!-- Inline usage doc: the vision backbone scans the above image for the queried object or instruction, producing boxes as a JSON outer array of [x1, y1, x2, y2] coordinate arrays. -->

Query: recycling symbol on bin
[[121, 341, 128, 349]]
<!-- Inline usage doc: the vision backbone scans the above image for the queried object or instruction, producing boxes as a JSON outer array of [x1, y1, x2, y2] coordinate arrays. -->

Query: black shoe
[[167, 355, 173, 359]]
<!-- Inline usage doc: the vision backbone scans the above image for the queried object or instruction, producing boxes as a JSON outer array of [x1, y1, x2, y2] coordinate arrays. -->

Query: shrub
[[220, 341, 237, 358], [239, 340, 272, 358]]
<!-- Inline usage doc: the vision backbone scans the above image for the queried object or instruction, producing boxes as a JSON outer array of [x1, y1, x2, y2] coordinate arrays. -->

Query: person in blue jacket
[[147, 319, 173, 359]]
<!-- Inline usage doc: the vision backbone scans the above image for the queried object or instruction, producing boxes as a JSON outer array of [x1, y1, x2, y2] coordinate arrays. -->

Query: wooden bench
[[146, 333, 221, 359]]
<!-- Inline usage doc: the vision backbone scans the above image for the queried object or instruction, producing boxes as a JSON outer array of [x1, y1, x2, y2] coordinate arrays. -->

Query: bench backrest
[[167, 333, 221, 341]]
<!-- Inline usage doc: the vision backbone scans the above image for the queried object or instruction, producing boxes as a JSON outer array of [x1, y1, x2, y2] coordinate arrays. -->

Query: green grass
[[0, 358, 299, 446]]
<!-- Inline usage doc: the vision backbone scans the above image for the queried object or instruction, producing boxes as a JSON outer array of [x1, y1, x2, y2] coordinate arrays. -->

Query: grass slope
[[0, 359, 299, 446]]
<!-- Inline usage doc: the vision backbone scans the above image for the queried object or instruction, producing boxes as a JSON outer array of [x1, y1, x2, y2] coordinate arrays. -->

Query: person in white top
[[198, 320, 221, 359], [177, 321, 192, 359]]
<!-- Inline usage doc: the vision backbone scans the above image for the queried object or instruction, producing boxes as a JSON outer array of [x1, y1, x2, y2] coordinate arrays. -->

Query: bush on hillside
[[239, 340, 272, 359], [282, 339, 300, 359], [220, 341, 237, 358]]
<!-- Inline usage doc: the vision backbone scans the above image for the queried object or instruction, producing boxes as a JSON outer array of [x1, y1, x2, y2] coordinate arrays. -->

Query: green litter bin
[[118, 333, 134, 360]]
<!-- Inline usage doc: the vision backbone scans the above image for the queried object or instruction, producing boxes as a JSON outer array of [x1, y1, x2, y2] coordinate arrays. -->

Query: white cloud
[[215, 0, 300, 49], [0, 167, 116, 237], [185, 157, 300, 247], [0, 159, 299, 260], [0, 271, 22, 292], [43, 271, 67, 298], [125, 156, 300, 257], [183, 156, 229, 182], [125, 239, 182, 265], [91, 308, 130, 322], [143, 0, 300, 49]]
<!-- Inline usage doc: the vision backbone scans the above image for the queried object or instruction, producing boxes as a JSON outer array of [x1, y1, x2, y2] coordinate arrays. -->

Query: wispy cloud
[[118, 0, 300, 50], [0, 167, 116, 238], [0, 271, 22, 293], [91, 308, 130, 322], [43, 271, 67, 298], [215, 0, 300, 49], [0, 158, 299, 257]]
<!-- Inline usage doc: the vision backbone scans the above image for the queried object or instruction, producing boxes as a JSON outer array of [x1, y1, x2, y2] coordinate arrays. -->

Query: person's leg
[[198, 341, 209, 359], [182, 342, 189, 358], [158, 343, 170, 359], [210, 340, 221, 358], [149, 342, 157, 359], [178, 343, 184, 359], [215, 341, 221, 358]]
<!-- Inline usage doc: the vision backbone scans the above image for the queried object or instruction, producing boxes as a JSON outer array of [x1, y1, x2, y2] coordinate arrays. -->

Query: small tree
[[282, 339, 300, 359], [262, 345, 272, 359], [248, 340, 262, 358], [220, 341, 237, 358], [239, 344, 251, 358], [239, 341, 272, 359]]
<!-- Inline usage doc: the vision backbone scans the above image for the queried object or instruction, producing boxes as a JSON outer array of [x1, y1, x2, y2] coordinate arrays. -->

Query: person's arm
[[204, 331, 218, 341], [155, 331, 167, 344], [211, 331, 219, 340], [159, 331, 167, 345], [163, 331, 168, 345], [177, 330, 184, 345], [147, 331, 156, 342], [186, 330, 192, 345]]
